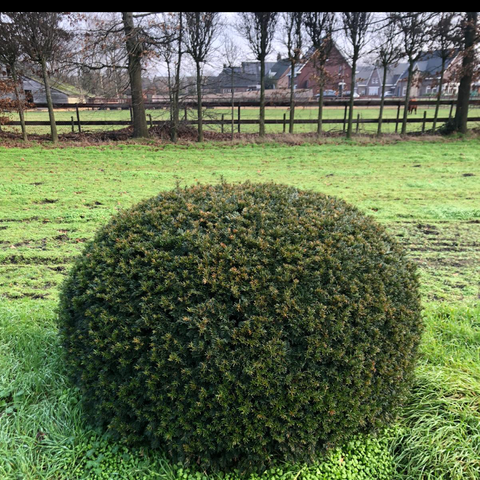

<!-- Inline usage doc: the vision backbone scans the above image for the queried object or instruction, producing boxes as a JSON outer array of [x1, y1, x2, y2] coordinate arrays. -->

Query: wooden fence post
[[76, 105, 81, 133], [238, 104, 241, 133], [395, 104, 400, 133], [422, 111, 426, 133]]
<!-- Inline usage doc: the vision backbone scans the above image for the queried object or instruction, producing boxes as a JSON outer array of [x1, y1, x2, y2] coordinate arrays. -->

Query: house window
[[368, 87, 379, 96]]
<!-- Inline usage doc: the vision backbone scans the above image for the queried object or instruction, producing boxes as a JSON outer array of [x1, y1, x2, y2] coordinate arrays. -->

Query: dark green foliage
[[58, 182, 422, 472]]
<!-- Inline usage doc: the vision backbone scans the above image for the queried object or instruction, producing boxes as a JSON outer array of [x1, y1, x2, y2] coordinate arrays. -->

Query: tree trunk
[[454, 12, 477, 134], [170, 14, 183, 144], [289, 60, 295, 134], [196, 62, 203, 142], [433, 60, 445, 132], [11, 67, 27, 141], [259, 57, 266, 137], [377, 66, 389, 135], [346, 54, 357, 139], [41, 58, 58, 143], [170, 70, 180, 143], [231, 68, 235, 141], [401, 62, 414, 135], [317, 87, 324, 136], [122, 12, 149, 139]]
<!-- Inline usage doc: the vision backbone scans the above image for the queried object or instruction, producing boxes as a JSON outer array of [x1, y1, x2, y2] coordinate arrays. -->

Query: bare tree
[[340, 12, 373, 139], [374, 14, 403, 135], [72, 12, 171, 139], [281, 12, 304, 133], [453, 12, 478, 134], [183, 12, 220, 142], [221, 35, 243, 140], [0, 15, 29, 140], [121, 12, 149, 138], [391, 12, 435, 135], [304, 12, 336, 136], [236, 12, 279, 137], [7, 12, 70, 143], [156, 12, 185, 142], [427, 13, 461, 131], [73, 13, 129, 98]]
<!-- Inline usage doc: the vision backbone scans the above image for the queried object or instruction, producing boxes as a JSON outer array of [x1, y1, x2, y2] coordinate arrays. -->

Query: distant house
[[276, 44, 352, 96], [355, 63, 407, 97], [0, 69, 85, 104], [355, 66, 376, 96], [267, 58, 291, 87], [20, 75, 87, 104], [215, 61, 280, 93], [393, 50, 459, 97], [353, 50, 461, 98]]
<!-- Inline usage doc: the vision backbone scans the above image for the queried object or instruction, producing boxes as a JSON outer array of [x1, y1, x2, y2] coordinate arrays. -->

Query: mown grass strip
[[1, 139, 479, 304]]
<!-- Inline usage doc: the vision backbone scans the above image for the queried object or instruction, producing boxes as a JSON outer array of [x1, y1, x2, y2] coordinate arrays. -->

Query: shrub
[[58, 181, 423, 472]]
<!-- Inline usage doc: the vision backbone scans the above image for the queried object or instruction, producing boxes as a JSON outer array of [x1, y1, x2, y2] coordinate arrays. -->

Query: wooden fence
[[5, 99, 480, 135]]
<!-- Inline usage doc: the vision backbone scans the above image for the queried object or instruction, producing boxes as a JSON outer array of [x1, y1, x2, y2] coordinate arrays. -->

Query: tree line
[[0, 12, 478, 143]]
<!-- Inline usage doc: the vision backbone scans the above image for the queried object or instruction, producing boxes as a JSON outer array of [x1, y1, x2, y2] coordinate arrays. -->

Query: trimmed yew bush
[[58, 182, 422, 472]]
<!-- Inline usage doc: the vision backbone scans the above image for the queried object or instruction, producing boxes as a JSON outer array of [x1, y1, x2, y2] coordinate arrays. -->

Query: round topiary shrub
[[58, 182, 422, 472]]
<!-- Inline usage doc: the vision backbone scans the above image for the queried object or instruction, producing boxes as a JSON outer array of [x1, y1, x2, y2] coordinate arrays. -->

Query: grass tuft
[[389, 304, 480, 479]]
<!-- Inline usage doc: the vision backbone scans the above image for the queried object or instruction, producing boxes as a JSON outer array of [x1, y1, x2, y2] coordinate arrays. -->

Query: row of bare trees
[[279, 12, 478, 138], [0, 12, 478, 143]]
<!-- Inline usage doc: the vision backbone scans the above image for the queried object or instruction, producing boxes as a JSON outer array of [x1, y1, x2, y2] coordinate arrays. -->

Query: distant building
[[394, 50, 460, 97], [348, 50, 463, 98], [20, 75, 87, 104], [276, 44, 353, 96], [0, 69, 85, 104], [355, 63, 407, 97], [215, 61, 280, 93]]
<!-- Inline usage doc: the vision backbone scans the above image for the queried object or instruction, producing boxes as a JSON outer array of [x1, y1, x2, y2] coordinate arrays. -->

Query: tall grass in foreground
[[390, 304, 480, 479], [1, 299, 479, 479]]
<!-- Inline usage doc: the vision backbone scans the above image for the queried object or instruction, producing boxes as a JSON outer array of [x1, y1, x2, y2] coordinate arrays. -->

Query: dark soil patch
[[33, 198, 59, 204], [416, 223, 439, 234]]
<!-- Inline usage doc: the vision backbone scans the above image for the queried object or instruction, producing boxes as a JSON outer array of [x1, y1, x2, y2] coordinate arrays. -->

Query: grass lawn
[[0, 136, 479, 478]]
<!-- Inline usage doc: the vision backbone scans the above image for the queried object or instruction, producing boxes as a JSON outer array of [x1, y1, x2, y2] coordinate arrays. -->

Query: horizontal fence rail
[[3, 99, 480, 135], [6, 117, 480, 127], [27, 98, 480, 109]]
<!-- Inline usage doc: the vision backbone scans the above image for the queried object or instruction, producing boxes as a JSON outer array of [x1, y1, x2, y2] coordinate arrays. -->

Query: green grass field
[[1, 137, 479, 478]]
